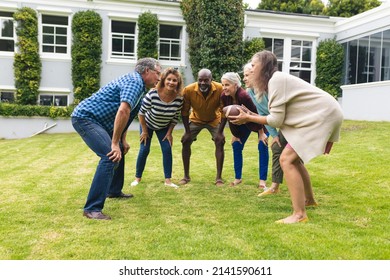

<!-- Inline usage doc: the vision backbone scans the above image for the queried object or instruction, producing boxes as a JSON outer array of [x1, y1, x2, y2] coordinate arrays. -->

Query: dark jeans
[[231, 125, 269, 180], [72, 117, 124, 212], [135, 125, 172, 179]]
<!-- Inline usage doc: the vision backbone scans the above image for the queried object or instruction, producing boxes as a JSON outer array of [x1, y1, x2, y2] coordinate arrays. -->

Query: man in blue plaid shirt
[[71, 57, 161, 220]]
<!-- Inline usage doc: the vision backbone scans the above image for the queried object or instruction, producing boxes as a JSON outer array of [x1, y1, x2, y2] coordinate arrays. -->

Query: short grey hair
[[135, 57, 160, 74], [221, 72, 242, 87], [243, 62, 252, 72]]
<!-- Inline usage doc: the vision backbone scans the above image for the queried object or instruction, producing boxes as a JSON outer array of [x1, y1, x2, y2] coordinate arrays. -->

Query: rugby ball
[[223, 105, 243, 117]]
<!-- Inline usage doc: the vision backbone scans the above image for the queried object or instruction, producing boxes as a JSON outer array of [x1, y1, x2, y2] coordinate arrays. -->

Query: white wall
[[0, 116, 74, 139], [341, 80, 390, 121]]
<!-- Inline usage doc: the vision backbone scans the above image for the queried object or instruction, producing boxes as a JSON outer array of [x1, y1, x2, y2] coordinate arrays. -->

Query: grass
[[0, 120, 389, 260]]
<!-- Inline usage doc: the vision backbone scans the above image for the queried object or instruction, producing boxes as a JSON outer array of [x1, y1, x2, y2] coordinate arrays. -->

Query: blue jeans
[[232, 125, 269, 180], [135, 125, 172, 179], [72, 117, 125, 212]]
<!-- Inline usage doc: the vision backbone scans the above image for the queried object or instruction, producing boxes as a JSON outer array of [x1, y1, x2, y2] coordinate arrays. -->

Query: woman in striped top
[[130, 68, 184, 188]]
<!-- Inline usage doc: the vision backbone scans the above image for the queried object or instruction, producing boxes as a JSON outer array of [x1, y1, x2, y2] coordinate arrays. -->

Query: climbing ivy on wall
[[137, 11, 158, 59], [13, 7, 41, 105], [71, 10, 102, 103], [181, 0, 244, 82], [315, 38, 344, 97]]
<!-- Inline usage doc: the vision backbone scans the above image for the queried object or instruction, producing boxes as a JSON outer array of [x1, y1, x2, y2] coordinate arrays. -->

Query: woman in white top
[[131, 68, 184, 188], [230, 50, 343, 224]]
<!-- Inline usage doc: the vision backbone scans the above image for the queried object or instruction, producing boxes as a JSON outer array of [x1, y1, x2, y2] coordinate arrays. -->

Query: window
[[290, 40, 312, 83], [41, 15, 69, 54], [356, 36, 370, 83], [382, 30, 390, 81], [159, 25, 182, 61], [39, 94, 68, 106], [344, 29, 390, 84], [0, 91, 15, 103], [263, 37, 284, 71], [110, 20, 136, 59], [0, 11, 14, 52]]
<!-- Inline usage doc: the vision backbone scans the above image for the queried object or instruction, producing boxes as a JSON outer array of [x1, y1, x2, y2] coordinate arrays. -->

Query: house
[[1, 0, 390, 122]]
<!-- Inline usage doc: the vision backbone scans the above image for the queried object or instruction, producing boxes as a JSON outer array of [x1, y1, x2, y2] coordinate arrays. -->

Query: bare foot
[[230, 179, 242, 186], [275, 214, 308, 224]]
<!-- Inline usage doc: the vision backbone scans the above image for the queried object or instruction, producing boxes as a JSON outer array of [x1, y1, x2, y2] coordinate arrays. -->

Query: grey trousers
[[271, 131, 287, 184]]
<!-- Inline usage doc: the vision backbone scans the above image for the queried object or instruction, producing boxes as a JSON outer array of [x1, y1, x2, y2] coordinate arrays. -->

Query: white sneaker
[[164, 182, 179, 188], [130, 180, 139, 187]]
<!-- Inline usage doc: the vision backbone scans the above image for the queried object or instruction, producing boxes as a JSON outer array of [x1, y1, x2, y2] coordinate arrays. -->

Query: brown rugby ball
[[223, 105, 243, 118]]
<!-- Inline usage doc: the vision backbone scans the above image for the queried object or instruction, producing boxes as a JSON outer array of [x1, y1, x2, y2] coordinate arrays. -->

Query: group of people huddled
[[71, 51, 343, 224]]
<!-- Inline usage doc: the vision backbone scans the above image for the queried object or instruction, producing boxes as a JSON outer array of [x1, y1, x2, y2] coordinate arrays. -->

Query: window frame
[[263, 37, 284, 71], [109, 19, 137, 60], [38, 93, 69, 107], [289, 39, 314, 83], [0, 11, 16, 54], [158, 24, 183, 62], [0, 90, 15, 103], [38, 11, 71, 60]]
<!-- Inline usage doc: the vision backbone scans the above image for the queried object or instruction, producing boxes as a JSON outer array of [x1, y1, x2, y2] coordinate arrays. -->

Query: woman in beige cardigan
[[230, 50, 343, 224]]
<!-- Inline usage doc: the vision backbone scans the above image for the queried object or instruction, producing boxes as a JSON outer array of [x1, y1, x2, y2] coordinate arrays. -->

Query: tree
[[181, 0, 202, 79], [72, 10, 102, 103], [243, 37, 265, 64], [13, 7, 41, 105], [137, 11, 158, 59], [181, 0, 244, 82], [315, 38, 344, 97], [257, 0, 325, 15], [325, 0, 381, 17]]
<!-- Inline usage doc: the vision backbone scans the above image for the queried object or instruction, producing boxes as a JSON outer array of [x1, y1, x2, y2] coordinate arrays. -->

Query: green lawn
[[0, 120, 389, 260]]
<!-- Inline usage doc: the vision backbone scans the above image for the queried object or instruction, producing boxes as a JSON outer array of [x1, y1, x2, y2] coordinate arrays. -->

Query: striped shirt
[[71, 72, 146, 133], [138, 89, 183, 130]]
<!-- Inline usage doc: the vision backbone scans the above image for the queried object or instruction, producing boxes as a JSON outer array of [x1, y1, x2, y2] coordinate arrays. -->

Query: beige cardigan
[[266, 72, 344, 163]]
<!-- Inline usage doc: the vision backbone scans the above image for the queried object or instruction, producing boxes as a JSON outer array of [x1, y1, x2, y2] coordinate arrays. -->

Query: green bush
[[0, 103, 74, 118], [315, 38, 344, 97], [181, 0, 202, 79], [181, 0, 244, 81], [13, 7, 41, 105], [243, 37, 265, 64], [72, 10, 102, 103], [137, 11, 158, 59]]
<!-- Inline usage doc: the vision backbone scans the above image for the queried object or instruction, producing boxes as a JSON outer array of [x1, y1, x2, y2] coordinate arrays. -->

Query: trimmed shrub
[[0, 103, 74, 118], [72, 10, 102, 103], [181, 0, 244, 81], [13, 7, 41, 105], [315, 38, 344, 97], [243, 37, 265, 64], [137, 11, 158, 59]]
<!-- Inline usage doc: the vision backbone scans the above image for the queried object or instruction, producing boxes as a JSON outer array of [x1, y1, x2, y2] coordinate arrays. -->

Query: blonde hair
[[243, 62, 264, 101]]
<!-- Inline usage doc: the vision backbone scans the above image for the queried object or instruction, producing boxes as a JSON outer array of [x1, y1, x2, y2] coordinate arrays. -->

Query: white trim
[[39, 87, 71, 93], [36, 6, 72, 15], [107, 12, 138, 20], [0, 85, 15, 91], [0, 51, 15, 57], [105, 58, 137, 65], [0, 2, 17, 10], [260, 28, 320, 39], [341, 80, 390, 90]]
